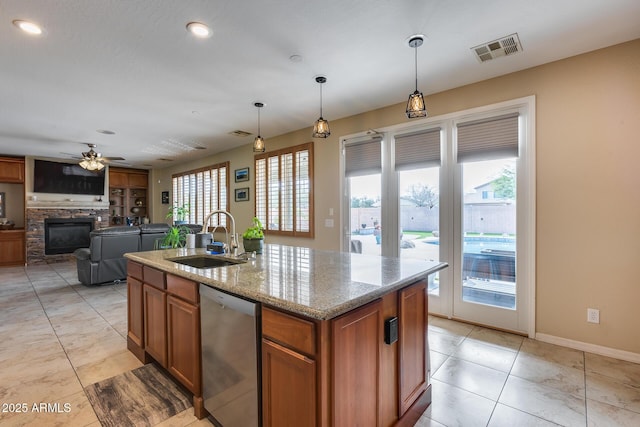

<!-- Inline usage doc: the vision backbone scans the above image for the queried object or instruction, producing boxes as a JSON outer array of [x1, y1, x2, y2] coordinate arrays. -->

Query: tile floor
[[1, 261, 639, 426]]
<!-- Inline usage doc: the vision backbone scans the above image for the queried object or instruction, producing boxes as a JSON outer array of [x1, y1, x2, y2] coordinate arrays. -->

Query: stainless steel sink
[[168, 255, 246, 269]]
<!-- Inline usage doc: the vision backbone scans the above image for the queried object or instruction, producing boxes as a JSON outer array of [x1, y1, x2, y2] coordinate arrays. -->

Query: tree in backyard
[[492, 166, 516, 199], [351, 196, 377, 208], [401, 183, 438, 209]]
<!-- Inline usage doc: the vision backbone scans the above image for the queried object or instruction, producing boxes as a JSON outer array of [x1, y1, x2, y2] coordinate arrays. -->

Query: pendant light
[[312, 76, 330, 138], [253, 102, 265, 153], [406, 35, 427, 119]]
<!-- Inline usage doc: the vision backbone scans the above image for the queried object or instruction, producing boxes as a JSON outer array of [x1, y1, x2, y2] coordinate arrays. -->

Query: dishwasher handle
[[199, 284, 258, 317]]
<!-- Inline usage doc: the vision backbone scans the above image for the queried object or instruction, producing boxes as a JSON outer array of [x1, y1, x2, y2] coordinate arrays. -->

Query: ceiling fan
[[75, 143, 126, 171]]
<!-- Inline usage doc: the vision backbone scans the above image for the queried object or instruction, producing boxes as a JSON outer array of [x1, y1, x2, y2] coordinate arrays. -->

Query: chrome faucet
[[202, 210, 238, 256]]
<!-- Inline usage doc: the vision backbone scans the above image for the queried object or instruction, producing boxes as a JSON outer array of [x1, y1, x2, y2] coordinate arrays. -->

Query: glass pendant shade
[[406, 90, 427, 118], [312, 117, 330, 138], [312, 76, 330, 138], [253, 135, 265, 152], [253, 102, 266, 152], [406, 35, 428, 119]]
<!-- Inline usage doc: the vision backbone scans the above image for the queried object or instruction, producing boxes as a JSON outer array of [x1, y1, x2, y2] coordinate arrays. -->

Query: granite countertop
[[125, 244, 447, 320]]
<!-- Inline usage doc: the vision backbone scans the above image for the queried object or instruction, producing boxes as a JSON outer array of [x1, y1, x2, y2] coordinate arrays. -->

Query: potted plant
[[167, 203, 190, 225], [242, 217, 264, 254], [158, 225, 190, 249]]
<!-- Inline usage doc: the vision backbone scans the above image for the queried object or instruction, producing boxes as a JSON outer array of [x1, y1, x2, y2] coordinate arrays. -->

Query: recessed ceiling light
[[13, 20, 43, 35], [96, 129, 115, 135], [186, 22, 212, 38]]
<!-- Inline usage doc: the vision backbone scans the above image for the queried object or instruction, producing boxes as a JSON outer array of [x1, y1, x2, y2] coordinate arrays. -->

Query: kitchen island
[[125, 244, 447, 426]]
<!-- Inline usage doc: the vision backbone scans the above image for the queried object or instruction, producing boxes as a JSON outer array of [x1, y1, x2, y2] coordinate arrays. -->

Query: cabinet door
[[262, 339, 316, 427], [0, 231, 25, 266], [127, 277, 144, 349], [167, 295, 201, 394], [109, 171, 128, 187], [143, 284, 167, 366], [0, 158, 25, 183], [398, 280, 428, 415], [332, 299, 382, 426], [128, 173, 148, 188]]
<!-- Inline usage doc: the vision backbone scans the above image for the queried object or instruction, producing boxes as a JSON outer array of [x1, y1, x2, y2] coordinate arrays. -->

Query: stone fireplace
[[26, 200, 109, 264]]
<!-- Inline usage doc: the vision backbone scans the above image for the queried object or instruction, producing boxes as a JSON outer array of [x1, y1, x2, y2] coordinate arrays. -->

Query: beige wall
[[152, 39, 640, 354]]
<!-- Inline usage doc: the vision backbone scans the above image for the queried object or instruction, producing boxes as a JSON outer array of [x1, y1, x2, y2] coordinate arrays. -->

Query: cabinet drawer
[[262, 307, 315, 356], [143, 266, 166, 289], [128, 261, 143, 281], [167, 274, 198, 304]]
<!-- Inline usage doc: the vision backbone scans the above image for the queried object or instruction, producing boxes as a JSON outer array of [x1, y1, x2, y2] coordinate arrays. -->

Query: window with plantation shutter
[[456, 113, 519, 162], [394, 127, 441, 171], [344, 136, 382, 177], [254, 142, 314, 237], [172, 162, 229, 227]]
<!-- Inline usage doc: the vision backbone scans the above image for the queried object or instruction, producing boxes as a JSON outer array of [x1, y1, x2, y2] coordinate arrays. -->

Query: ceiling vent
[[230, 130, 252, 137], [471, 33, 522, 63]]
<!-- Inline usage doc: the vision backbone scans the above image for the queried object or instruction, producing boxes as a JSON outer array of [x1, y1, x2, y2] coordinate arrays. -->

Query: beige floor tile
[[0, 348, 74, 386], [155, 408, 202, 427], [429, 316, 475, 337], [467, 326, 524, 351], [430, 350, 449, 375], [64, 333, 127, 369], [585, 352, 640, 387], [587, 398, 640, 427], [499, 376, 586, 427], [586, 371, 640, 413], [519, 339, 585, 370], [428, 330, 465, 355], [75, 349, 143, 386], [0, 365, 84, 405], [432, 357, 508, 401], [414, 415, 448, 427], [511, 352, 586, 396], [488, 403, 560, 426], [424, 379, 496, 427], [452, 339, 517, 372]]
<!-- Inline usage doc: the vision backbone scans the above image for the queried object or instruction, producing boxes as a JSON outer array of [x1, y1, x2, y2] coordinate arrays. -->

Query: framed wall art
[[235, 167, 249, 182], [235, 187, 249, 202]]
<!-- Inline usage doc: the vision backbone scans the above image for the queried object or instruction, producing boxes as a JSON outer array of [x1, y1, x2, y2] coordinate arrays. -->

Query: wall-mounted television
[[33, 159, 106, 196]]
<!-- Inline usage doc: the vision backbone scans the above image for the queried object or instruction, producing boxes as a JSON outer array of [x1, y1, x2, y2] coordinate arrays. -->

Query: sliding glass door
[[342, 98, 534, 334]]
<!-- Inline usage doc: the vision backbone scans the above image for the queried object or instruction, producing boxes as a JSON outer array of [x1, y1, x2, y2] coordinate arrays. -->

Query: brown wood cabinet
[[261, 281, 430, 427], [398, 280, 428, 416], [0, 230, 26, 267], [143, 284, 167, 366], [127, 261, 205, 418], [108, 167, 148, 226], [0, 157, 25, 183]]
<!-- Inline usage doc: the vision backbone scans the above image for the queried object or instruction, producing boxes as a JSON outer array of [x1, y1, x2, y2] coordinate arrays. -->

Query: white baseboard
[[535, 333, 640, 364]]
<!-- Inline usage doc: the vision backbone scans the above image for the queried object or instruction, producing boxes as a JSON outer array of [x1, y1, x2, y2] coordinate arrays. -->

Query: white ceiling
[[1, 0, 639, 169]]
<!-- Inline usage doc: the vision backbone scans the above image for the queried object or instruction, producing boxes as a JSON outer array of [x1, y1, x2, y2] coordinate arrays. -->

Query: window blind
[[344, 136, 382, 177], [457, 112, 519, 162], [172, 162, 229, 226], [394, 127, 441, 171]]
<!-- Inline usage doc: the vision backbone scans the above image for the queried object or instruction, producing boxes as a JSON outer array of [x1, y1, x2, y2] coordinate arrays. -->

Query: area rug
[[84, 363, 192, 427]]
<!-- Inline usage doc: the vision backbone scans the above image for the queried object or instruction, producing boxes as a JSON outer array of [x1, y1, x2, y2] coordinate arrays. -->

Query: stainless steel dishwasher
[[199, 284, 260, 426]]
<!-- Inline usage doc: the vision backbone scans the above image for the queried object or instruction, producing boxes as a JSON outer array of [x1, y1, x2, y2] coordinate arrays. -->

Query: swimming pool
[[425, 236, 516, 254]]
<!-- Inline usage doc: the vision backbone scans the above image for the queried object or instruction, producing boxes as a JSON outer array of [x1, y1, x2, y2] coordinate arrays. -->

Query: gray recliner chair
[[75, 227, 141, 285], [140, 222, 170, 251]]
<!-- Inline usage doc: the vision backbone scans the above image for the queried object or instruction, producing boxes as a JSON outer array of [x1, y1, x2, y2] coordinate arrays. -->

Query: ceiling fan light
[[406, 90, 427, 118], [312, 117, 330, 138]]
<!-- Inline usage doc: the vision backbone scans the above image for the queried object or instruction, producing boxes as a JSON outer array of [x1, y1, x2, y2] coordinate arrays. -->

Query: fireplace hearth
[[44, 218, 95, 255]]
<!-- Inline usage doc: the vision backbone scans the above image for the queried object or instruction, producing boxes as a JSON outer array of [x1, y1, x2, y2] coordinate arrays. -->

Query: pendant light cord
[[414, 45, 418, 91], [319, 82, 323, 117]]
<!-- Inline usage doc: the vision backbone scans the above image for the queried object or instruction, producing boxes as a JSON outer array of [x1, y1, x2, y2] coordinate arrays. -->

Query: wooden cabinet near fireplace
[[109, 167, 148, 226], [0, 156, 25, 267]]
